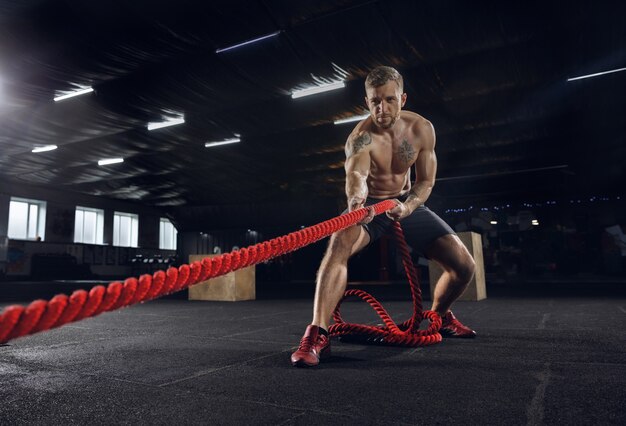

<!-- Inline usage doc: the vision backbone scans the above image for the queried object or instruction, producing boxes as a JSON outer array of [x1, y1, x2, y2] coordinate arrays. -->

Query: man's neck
[[371, 120, 402, 138]]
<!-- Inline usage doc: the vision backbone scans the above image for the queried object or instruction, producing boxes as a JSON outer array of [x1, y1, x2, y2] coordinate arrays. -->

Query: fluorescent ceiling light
[[98, 158, 124, 166], [32, 145, 58, 153], [333, 113, 370, 125], [53, 87, 94, 102], [531, 220, 539, 226], [205, 138, 240, 148], [292, 81, 345, 99], [147, 116, 185, 131], [216, 31, 281, 53], [567, 67, 626, 82], [490, 221, 498, 225]]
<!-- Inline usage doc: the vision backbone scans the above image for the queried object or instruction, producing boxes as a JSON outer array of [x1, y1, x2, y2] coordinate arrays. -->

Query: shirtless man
[[291, 66, 477, 368]]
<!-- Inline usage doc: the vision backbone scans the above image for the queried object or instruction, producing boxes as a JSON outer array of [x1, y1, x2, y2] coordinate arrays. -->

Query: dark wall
[[45, 202, 75, 243], [170, 197, 344, 232], [440, 197, 626, 281], [139, 214, 161, 249]]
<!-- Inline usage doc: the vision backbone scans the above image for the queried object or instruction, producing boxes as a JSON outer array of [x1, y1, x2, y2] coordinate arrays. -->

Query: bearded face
[[365, 81, 406, 130]]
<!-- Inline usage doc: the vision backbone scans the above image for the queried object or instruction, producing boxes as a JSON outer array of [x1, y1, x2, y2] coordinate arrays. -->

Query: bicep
[[414, 123, 437, 184], [345, 150, 371, 175], [414, 149, 437, 184], [344, 133, 372, 175]]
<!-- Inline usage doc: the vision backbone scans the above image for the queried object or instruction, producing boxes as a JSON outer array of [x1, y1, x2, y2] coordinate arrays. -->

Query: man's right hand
[[348, 197, 376, 225], [358, 206, 376, 225], [349, 199, 375, 225]]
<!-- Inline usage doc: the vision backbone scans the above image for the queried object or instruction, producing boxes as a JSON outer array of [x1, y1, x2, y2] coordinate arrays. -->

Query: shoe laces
[[297, 336, 314, 352]]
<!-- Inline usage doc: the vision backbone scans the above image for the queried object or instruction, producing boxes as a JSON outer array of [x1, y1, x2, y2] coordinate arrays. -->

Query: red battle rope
[[0, 200, 396, 344], [329, 221, 442, 347]]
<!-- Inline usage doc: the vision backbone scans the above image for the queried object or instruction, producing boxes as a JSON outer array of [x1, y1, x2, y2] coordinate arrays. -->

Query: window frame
[[159, 218, 177, 250], [8, 197, 47, 241], [74, 206, 105, 245], [113, 211, 139, 248]]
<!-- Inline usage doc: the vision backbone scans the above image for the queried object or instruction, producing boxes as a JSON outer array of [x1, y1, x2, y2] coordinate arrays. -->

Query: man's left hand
[[385, 200, 412, 221]]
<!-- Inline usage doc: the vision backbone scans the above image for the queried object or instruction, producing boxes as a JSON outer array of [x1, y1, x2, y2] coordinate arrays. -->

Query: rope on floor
[[329, 221, 442, 346], [0, 200, 396, 344]]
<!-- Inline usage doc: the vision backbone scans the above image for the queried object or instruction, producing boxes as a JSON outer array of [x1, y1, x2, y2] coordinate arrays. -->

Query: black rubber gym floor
[[1, 282, 625, 425]]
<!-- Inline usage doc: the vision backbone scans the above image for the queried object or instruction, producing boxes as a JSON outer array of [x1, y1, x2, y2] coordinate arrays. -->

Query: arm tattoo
[[351, 132, 372, 155], [397, 139, 416, 164]]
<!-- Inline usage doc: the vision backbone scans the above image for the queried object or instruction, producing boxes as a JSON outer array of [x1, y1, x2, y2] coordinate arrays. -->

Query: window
[[113, 212, 139, 247], [74, 207, 104, 244], [159, 218, 177, 250], [8, 198, 46, 240]]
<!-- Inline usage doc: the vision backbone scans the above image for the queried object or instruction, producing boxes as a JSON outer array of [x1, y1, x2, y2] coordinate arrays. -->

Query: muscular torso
[[354, 111, 426, 199]]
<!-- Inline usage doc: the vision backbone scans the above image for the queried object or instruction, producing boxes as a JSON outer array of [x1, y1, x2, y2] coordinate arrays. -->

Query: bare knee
[[454, 256, 475, 284], [427, 234, 476, 286], [441, 254, 475, 286], [325, 228, 359, 260]]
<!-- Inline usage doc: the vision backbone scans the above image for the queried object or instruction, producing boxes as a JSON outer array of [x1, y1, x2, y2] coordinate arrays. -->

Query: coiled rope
[[329, 221, 442, 346], [0, 200, 396, 344]]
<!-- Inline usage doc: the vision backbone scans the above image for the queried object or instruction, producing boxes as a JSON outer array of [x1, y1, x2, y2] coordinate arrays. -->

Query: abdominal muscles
[[367, 170, 410, 199]]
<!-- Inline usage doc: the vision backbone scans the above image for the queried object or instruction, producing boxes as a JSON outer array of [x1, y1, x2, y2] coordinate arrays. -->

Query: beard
[[374, 112, 400, 129]]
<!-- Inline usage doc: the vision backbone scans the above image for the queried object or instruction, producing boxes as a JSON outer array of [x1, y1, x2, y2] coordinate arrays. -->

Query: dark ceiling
[[0, 0, 624, 212]]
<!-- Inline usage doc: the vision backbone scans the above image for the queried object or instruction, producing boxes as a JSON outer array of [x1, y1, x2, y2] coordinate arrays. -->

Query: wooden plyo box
[[188, 254, 256, 301], [427, 231, 487, 301]]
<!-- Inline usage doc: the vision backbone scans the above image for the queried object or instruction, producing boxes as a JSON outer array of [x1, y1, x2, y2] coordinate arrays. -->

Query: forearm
[[346, 171, 369, 211], [404, 181, 433, 211]]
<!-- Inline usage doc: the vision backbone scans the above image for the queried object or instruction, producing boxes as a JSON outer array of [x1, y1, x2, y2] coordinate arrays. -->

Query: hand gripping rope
[[0, 199, 440, 347]]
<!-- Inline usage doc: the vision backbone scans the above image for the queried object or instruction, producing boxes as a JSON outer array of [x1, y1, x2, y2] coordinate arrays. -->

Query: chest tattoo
[[397, 139, 416, 164], [351, 132, 372, 155]]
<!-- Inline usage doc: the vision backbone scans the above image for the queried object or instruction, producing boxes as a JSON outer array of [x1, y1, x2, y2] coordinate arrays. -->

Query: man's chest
[[371, 137, 419, 172]]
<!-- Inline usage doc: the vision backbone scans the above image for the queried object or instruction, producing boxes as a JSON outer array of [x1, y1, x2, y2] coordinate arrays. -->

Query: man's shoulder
[[347, 119, 373, 141], [401, 112, 435, 148], [345, 122, 374, 156], [401, 111, 432, 129]]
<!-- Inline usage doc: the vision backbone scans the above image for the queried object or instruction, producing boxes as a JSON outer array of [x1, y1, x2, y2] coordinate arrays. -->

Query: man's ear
[[364, 96, 369, 108], [401, 93, 407, 107]]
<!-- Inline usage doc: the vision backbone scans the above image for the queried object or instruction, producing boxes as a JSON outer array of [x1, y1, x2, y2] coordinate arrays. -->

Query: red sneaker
[[440, 311, 477, 338], [290, 325, 331, 367]]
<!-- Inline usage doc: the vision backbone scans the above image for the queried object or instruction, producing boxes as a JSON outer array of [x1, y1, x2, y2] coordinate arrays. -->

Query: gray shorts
[[349, 194, 455, 256]]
